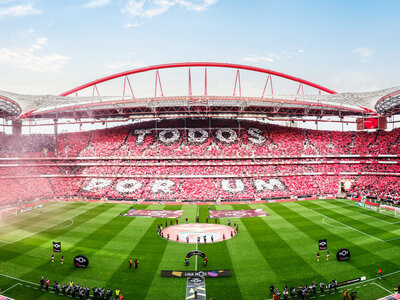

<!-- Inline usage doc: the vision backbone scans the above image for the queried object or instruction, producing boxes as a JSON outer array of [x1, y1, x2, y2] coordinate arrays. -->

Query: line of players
[[40, 277, 123, 299], [269, 280, 340, 300], [316, 251, 329, 262], [157, 219, 239, 243]]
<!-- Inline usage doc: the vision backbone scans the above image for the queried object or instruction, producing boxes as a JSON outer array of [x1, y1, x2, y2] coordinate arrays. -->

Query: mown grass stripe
[[308, 200, 400, 242], [196, 205, 243, 300], [3, 201, 400, 300], [323, 199, 400, 225], [0, 203, 103, 264], [0, 202, 86, 242], [32, 204, 149, 288], [296, 201, 400, 277], [0, 202, 84, 230], [268, 202, 373, 281], [179, 205, 196, 223], [52, 205, 153, 289], [15, 204, 124, 283], [145, 206, 199, 299], [223, 204, 274, 299], [0, 203, 114, 284], [240, 203, 328, 288], [306, 201, 396, 240], [105, 205, 181, 299]]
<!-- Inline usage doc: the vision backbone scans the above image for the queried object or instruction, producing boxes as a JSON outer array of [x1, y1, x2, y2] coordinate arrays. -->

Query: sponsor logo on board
[[318, 239, 327, 250]]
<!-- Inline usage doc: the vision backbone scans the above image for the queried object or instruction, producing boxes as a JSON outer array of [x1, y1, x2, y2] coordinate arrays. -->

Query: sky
[[0, 0, 399, 97]]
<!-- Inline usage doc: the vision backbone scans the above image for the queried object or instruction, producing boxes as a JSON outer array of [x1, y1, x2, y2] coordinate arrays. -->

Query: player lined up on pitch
[[269, 279, 339, 300], [316, 251, 329, 262], [50, 253, 64, 264], [157, 219, 238, 243], [128, 258, 139, 269], [40, 276, 124, 299]]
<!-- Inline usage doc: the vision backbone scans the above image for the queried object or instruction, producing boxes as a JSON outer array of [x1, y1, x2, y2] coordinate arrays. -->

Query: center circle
[[161, 223, 237, 244]]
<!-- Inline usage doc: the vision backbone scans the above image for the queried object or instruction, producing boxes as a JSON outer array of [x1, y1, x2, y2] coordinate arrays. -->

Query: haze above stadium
[[0, 0, 399, 96]]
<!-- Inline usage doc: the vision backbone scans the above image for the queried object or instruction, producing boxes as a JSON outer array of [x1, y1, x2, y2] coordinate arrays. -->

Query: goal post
[[380, 204, 400, 218], [18, 203, 44, 216], [0, 207, 18, 220]]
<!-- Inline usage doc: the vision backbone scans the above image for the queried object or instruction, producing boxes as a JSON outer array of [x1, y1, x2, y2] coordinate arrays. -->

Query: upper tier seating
[[0, 119, 399, 204]]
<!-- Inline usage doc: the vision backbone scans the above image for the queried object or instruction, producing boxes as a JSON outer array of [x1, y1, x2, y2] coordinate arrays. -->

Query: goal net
[[379, 204, 400, 218], [0, 207, 18, 220], [0, 203, 44, 221]]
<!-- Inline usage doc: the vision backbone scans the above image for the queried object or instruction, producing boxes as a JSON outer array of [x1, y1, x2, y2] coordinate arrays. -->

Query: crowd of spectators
[[0, 132, 55, 155], [348, 176, 400, 202], [1, 119, 400, 203]]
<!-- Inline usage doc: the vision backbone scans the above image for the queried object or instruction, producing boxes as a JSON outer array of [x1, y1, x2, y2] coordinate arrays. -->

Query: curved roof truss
[[59, 62, 337, 97]]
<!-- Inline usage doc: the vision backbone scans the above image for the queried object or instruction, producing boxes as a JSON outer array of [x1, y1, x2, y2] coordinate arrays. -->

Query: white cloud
[[123, 22, 142, 28], [352, 47, 375, 61], [179, 0, 218, 11], [298, 49, 305, 53], [121, 0, 218, 18], [84, 0, 111, 8], [0, 38, 70, 71], [241, 53, 280, 63], [0, 4, 41, 17]]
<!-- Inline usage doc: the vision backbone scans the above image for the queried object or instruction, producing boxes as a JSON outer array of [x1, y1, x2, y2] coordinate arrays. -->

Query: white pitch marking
[[322, 217, 348, 229], [0, 208, 89, 244], [0, 212, 44, 228], [264, 270, 400, 300], [1, 283, 21, 294], [0, 272, 39, 286], [371, 282, 392, 293], [383, 236, 400, 242], [331, 199, 398, 224], [310, 208, 385, 242], [49, 218, 74, 230], [0, 202, 73, 228]]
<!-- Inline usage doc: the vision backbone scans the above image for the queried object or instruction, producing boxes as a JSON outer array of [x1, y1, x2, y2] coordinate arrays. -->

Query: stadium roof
[[0, 62, 399, 120]]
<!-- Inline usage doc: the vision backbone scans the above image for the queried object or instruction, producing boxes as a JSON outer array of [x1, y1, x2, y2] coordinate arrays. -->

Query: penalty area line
[[322, 217, 348, 229], [383, 236, 400, 242], [0, 272, 39, 287], [1, 282, 21, 294], [331, 199, 398, 225], [310, 208, 385, 242], [370, 282, 392, 294], [0, 208, 90, 245]]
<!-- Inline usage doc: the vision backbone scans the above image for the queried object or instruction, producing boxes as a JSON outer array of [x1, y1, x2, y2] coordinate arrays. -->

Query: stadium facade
[[0, 62, 400, 205]]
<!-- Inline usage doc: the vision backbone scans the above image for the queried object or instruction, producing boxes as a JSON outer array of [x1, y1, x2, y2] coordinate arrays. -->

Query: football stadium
[[1, 62, 400, 300], [1, 2, 400, 300]]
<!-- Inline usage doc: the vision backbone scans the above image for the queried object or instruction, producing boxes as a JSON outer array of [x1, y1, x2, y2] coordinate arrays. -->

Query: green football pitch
[[1, 199, 400, 300]]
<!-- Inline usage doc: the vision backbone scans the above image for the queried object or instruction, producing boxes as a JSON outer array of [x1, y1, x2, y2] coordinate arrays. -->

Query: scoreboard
[[356, 117, 387, 130]]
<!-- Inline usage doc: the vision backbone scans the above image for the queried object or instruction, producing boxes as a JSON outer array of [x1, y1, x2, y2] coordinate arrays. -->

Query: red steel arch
[[59, 62, 337, 96]]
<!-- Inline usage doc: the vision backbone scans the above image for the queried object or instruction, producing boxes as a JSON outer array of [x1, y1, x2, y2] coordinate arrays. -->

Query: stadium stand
[[1, 119, 400, 204]]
